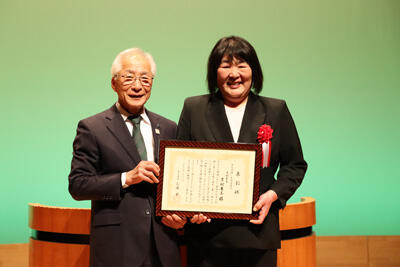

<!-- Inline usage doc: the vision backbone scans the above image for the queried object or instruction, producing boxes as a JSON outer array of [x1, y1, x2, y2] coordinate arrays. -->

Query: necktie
[[129, 115, 147, 161]]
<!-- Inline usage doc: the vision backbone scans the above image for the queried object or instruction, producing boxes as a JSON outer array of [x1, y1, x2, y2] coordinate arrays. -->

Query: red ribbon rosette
[[257, 124, 273, 167], [257, 124, 273, 143]]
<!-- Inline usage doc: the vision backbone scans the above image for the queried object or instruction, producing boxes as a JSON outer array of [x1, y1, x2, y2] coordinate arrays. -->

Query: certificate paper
[[156, 140, 261, 220]]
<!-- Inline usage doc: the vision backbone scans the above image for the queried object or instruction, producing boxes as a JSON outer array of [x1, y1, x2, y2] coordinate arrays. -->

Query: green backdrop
[[1, 0, 399, 244]]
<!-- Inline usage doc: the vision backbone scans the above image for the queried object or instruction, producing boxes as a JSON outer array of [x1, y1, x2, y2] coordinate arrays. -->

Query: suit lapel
[[206, 93, 234, 142], [104, 105, 142, 164], [146, 110, 161, 163], [238, 93, 267, 144]]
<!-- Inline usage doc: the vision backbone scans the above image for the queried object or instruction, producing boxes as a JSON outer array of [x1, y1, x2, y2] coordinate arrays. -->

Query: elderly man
[[69, 48, 186, 267]]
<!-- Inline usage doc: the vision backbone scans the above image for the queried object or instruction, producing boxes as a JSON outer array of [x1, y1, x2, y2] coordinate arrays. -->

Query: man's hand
[[250, 190, 278, 225], [190, 213, 211, 224], [161, 214, 187, 229], [126, 161, 160, 185]]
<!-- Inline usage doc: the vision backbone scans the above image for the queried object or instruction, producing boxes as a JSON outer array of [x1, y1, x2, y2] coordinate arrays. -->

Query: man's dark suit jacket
[[69, 105, 181, 267], [177, 92, 307, 250]]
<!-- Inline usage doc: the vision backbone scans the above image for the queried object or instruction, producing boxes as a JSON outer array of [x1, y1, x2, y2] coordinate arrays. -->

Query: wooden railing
[[28, 197, 316, 267]]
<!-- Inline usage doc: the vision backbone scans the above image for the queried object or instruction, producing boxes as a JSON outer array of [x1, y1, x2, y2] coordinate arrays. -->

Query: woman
[[177, 36, 307, 267]]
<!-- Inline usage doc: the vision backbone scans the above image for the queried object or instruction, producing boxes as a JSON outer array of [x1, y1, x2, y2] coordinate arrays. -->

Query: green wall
[[1, 0, 399, 244]]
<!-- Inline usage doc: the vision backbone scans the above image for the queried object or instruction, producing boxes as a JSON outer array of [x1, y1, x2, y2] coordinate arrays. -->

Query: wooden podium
[[28, 197, 315, 267], [277, 197, 316, 267]]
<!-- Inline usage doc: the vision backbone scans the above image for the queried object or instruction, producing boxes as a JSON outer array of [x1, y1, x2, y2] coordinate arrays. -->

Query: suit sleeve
[[169, 121, 178, 140], [270, 101, 307, 208], [176, 99, 192, 140], [68, 120, 122, 201]]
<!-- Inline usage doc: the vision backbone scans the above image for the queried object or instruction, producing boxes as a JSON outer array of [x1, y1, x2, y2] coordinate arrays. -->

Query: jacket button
[[145, 209, 150, 215]]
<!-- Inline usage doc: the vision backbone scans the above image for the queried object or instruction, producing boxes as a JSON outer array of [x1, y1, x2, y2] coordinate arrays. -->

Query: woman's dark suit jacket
[[177, 92, 307, 250]]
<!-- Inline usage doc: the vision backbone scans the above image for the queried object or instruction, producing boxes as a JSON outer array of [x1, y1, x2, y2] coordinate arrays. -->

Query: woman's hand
[[250, 190, 278, 224]]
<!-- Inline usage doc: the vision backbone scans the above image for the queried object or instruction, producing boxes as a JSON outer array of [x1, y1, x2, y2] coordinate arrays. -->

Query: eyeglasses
[[116, 74, 153, 87]]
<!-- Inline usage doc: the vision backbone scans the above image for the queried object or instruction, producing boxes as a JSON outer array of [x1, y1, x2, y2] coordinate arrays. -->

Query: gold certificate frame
[[156, 140, 262, 220]]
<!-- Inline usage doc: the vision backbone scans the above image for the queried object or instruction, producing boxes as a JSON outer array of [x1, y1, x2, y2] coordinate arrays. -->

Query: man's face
[[112, 53, 153, 115]]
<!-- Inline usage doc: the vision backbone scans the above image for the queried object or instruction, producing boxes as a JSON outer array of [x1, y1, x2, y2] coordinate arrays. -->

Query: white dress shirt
[[224, 98, 248, 143]]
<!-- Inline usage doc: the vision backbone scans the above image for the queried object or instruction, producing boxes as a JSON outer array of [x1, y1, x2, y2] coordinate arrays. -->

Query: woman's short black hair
[[207, 36, 263, 95]]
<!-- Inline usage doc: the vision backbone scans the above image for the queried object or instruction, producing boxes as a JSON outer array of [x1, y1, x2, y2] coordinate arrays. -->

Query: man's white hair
[[111, 48, 157, 77]]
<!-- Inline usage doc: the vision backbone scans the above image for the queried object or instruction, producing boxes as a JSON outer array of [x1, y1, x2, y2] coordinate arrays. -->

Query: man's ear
[[111, 77, 117, 92]]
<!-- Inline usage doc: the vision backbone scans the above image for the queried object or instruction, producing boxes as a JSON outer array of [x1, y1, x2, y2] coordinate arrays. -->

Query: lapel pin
[[155, 128, 160, 135]]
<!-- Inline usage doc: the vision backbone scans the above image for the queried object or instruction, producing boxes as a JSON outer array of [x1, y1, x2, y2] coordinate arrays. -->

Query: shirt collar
[[115, 102, 151, 125]]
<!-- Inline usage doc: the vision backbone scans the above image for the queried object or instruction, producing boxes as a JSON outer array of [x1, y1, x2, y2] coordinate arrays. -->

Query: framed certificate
[[156, 140, 262, 220]]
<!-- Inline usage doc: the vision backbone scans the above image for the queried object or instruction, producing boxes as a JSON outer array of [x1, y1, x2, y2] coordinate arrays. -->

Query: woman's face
[[217, 55, 252, 107]]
